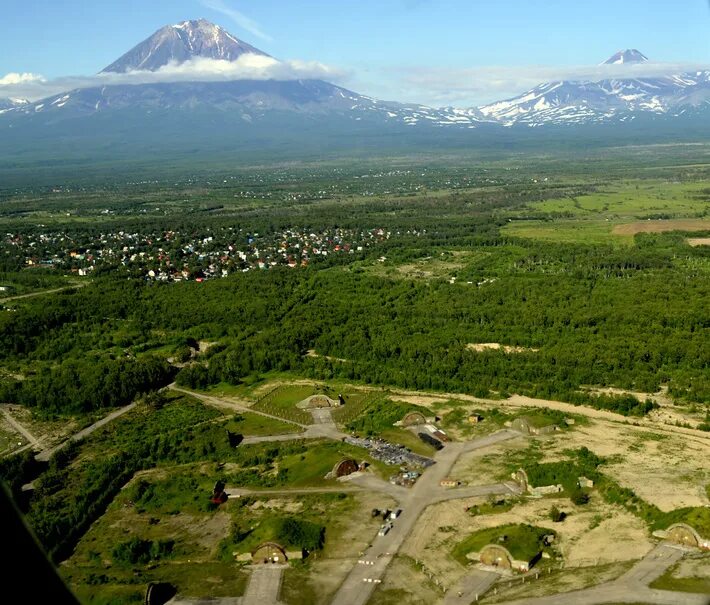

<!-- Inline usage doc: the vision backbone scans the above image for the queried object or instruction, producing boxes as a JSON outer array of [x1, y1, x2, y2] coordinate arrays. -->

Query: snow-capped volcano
[[8, 19, 486, 129], [102, 18, 270, 73], [478, 50, 710, 126], [603, 49, 648, 65], [1, 33, 709, 163]]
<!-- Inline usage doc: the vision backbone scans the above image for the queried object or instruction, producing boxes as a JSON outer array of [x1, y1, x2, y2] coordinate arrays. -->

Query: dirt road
[[36, 402, 137, 462], [0, 405, 42, 448], [224, 486, 362, 498], [0, 283, 85, 304]]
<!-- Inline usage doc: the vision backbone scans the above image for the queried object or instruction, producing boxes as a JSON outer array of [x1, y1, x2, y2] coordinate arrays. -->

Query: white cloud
[[200, 0, 272, 42], [2, 59, 708, 108], [0, 72, 45, 86], [0, 55, 348, 101]]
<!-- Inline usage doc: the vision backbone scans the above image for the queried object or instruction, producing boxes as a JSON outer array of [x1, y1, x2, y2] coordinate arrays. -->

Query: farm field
[[503, 179, 710, 243]]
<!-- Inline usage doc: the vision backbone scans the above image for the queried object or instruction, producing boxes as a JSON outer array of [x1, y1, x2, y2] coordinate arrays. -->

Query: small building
[[653, 523, 709, 551], [298, 394, 340, 409], [472, 544, 540, 573], [331, 458, 359, 478], [399, 411, 427, 427], [577, 476, 594, 489], [509, 417, 558, 436], [250, 542, 292, 564], [462, 525, 552, 573], [468, 414, 483, 424]]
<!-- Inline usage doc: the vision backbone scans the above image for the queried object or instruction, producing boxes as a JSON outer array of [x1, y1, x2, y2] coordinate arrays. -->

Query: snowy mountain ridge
[[477, 50, 710, 126], [2, 22, 709, 131]]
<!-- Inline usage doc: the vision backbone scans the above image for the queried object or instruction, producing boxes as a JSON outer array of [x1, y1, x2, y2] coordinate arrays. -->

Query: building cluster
[[4, 225, 397, 282]]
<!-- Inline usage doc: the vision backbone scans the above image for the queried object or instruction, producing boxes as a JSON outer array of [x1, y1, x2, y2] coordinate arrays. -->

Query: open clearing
[[503, 180, 710, 243], [613, 219, 710, 235], [467, 343, 539, 354]]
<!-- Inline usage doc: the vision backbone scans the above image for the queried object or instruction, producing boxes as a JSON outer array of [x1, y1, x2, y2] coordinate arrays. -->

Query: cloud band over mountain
[[0, 55, 347, 102], [2, 56, 709, 107]]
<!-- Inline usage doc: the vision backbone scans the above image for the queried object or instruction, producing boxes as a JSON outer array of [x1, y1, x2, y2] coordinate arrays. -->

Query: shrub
[[570, 488, 590, 505], [549, 505, 565, 522], [111, 538, 174, 566]]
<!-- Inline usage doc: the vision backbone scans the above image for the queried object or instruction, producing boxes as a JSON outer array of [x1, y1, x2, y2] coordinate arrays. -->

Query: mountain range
[[1, 19, 709, 177]]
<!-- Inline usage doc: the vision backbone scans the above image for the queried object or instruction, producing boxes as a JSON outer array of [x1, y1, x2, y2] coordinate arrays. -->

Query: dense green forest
[[1, 236, 707, 414]]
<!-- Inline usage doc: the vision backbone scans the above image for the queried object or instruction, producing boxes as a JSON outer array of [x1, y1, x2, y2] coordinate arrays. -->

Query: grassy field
[[252, 385, 318, 424], [651, 575, 710, 594], [504, 180, 710, 243], [281, 568, 322, 605], [225, 412, 300, 437], [379, 427, 437, 457], [66, 561, 249, 604], [228, 439, 392, 488], [330, 391, 379, 425]]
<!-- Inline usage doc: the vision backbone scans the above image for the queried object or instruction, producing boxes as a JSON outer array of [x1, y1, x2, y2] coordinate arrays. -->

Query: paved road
[[1, 406, 42, 448], [310, 407, 335, 424], [444, 570, 499, 605], [330, 430, 521, 605], [35, 402, 137, 462], [242, 565, 286, 605], [496, 544, 709, 605]]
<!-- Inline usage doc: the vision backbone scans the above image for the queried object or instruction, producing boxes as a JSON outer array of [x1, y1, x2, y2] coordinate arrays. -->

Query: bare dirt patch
[[535, 422, 710, 511], [451, 441, 526, 485], [163, 511, 231, 554], [306, 350, 349, 363], [687, 237, 710, 247], [467, 343, 539, 354], [371, 554, 441, 605], [250, 498, 304, 514], [198, 341, 218, 353], [613, 219, 710, 235], [390, 394, 449, 407]]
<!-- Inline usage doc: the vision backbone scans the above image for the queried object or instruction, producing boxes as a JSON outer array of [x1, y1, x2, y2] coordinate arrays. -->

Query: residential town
[[2, 225, 419, 282]]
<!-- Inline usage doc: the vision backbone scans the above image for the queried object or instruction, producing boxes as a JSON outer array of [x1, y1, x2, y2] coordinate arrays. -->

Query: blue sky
[[2, 0, 709, 105]]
